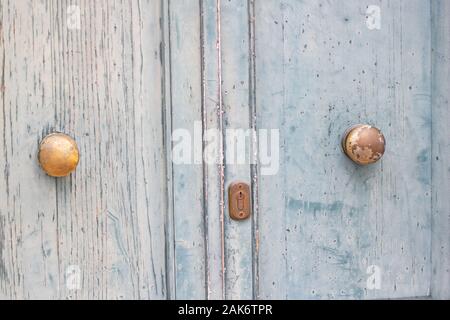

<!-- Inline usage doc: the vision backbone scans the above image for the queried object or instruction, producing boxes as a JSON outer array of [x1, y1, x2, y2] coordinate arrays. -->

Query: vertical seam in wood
[[128, 1, 143, 299], [49, 0, 62, 299], [216, 0, 226, 300], [248, 0, 259, 300], [161, 0, 176, 300], [1, 19, 6, 203], [0, 1, 9, 296], [199, 0, 210, 300]]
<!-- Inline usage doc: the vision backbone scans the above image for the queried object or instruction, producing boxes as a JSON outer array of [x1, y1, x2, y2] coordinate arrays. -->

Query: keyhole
[[237, 192, 245, 211]]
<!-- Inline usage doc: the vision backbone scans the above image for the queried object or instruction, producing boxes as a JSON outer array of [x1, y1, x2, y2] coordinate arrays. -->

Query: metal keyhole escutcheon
[[229, 182, 251, 221]]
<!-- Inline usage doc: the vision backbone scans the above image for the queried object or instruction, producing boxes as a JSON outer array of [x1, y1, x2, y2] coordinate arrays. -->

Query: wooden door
[[217, 0, 449, 300], [0, 0, 449, 300], [254, 0, 432, 299], [251, 0, 450, 299]]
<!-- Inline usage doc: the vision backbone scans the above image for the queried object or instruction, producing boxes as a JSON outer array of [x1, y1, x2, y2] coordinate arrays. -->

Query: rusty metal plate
[[228, 181, 251, 221]]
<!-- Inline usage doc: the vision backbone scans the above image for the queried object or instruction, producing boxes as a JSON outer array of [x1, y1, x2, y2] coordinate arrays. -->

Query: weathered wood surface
[[168, 0, 207, 299], [0, 0, 170, 299], [220, 0, 254, 300], [431, 0, 450, 300], [0, 0, 225, 301], [201, 0, 225, 300], [255, 0, 433, 299], [0, 0, 448, 300]]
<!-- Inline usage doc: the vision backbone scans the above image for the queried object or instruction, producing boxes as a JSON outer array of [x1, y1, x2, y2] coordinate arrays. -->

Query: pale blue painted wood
[[168, 0, 207, 299], [220, 0, 254, 300], [255, 0, 432, 299], [431, 0, 450, 300], [0, 0, 448, 301], [202, 0, 226, 300], [252, 0, 288, 299]]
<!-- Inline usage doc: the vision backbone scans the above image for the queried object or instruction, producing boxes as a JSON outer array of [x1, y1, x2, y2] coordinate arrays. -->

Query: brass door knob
[[342, 124, 385, 165], [38, 133, 79, 177]]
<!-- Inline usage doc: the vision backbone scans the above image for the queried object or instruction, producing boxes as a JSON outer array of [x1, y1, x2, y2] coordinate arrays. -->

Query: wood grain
[[0, 0, 169, 299], [220, 0, 253, 300], [255, 0, 432, 299], [0, 0, 448, 300], [167, 0, 207, 299], [201, 0, 226, 300]]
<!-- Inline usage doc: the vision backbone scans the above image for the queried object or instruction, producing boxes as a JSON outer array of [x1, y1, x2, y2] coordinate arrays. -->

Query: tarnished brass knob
[[38, 133, 79, 177], [342, 124, 385, 165]]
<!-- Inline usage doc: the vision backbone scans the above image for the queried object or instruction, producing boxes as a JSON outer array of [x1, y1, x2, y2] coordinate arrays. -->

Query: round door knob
[[342, 124, 385, 165], [38, 133, 79, 177]]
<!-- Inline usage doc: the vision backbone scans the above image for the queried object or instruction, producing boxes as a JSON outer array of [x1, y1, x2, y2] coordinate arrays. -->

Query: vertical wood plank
[[201, 0, 225, 300], [220, 0, 253, 299], [0, 0, 59, 299], [431, 0, 450, 300], [161, 0, 176, 300], [54, 0, 169, 299], [253, 0, 288, 299], [168, 0, 207, 299], [255, 0, 432, 299]]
